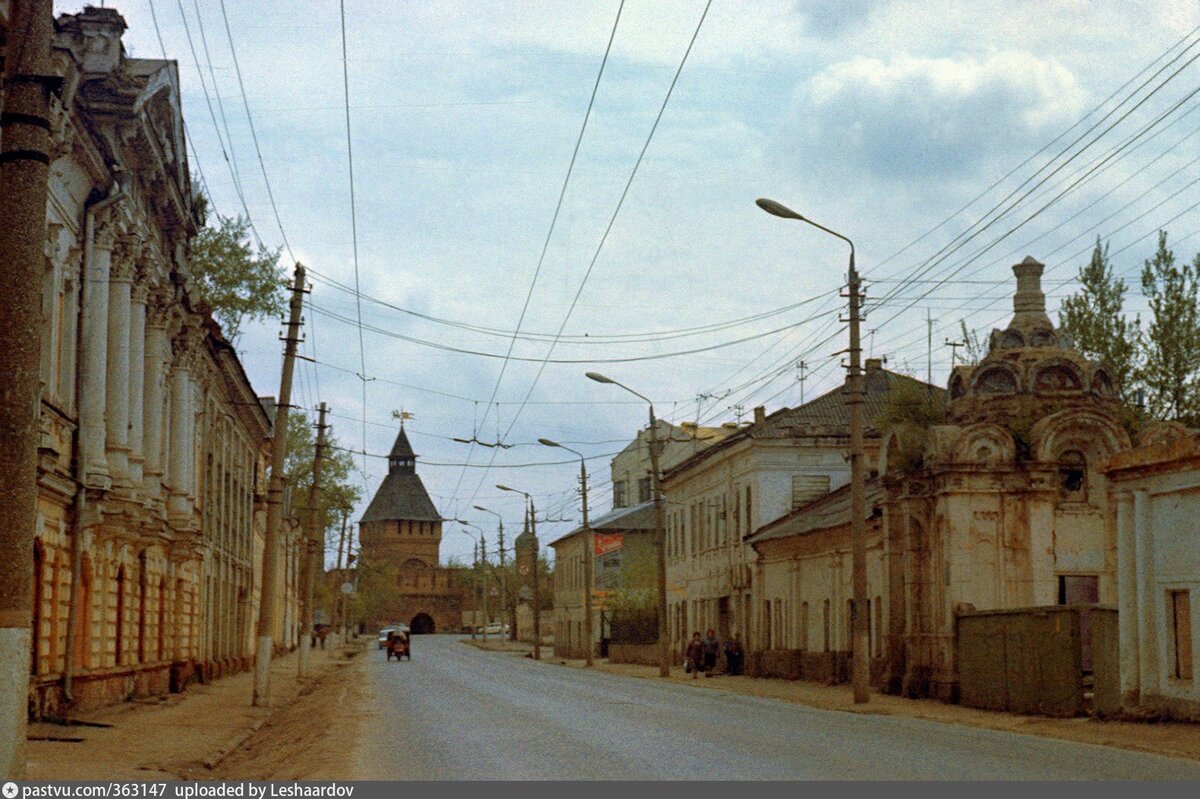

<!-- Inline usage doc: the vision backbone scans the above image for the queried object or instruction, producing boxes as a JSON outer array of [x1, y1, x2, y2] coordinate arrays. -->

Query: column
[[143, 309, 167, 498], [105, 246, 133, 487], [127, 275, 147, 487], [167, 338, 193, 524], [80, 217, 113, 488], [1133, 489, 1158, 699], [1116, 491, 1139, 701]]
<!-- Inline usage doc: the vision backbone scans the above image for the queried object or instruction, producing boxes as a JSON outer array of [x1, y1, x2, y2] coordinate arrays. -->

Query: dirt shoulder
[[505, 642, 1200, 763], [26, 641, 369, 780]]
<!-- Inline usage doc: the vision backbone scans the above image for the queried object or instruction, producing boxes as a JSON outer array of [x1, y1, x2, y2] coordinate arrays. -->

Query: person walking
[[685, 632, 704, 679], [702, 628, 720, 677], [723, 634, 744, 676]]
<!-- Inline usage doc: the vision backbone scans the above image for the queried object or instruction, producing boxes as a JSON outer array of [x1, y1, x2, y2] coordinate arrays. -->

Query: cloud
[[795, 0, 887, 36], [799, 51, 1086, 180]]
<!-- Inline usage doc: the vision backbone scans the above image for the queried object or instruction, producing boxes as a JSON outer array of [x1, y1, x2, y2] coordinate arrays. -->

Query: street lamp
[[756, 196, 868, 704], [496, 485, 541, 660], [540, 438, 593, 667], [585, 372, 670, 678], [473, 505, 510, 640], [455, 520, 488, 642]]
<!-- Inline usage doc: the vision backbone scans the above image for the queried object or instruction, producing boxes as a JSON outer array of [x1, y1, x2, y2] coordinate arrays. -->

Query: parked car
[[377, 627, 397, 649], [482, 622, 509, 636]]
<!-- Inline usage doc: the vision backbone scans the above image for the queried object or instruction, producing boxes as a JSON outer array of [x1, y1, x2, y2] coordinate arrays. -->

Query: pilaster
[[80, 211, 115, 488], [105, 239, 135, 487]]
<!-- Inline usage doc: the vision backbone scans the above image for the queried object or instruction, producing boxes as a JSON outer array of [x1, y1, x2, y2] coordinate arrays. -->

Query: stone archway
[[410, 612, 435, 634]]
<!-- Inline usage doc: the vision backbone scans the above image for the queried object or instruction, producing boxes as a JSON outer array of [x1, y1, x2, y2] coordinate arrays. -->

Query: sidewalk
[[26, 640, 364, 781], [471, 639, 1200, 763]]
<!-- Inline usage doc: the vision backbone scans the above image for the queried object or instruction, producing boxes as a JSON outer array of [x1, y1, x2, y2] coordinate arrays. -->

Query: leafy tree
[[1058, 238, 1140, 402], [874, 377, 946, 472], [282, 411, 362, 563], [1140, 231, 1200, 424], [188, 190, 284, 341]]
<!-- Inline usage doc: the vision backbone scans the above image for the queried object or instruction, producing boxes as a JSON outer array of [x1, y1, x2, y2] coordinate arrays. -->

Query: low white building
[[1104, 425, 1200, 718]]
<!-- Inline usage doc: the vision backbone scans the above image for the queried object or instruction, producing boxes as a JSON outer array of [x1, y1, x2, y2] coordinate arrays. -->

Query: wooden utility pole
[[0, 0, 56, 778], [253, 264, 306, 706], [298, 402, 328, 676], [480, 536, 489, 643], [495, 518, 509, 639], [470, 541, 478, 640], [335, 510, 348, 643]]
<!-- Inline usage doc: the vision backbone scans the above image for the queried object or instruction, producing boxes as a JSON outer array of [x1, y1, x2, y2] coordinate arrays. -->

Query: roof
[[389, 426, 416, 459], [745, 479, 883, 546], [361, 428, 440, 523], [665, 365, 943, 481], [549, 501, 656, 547]]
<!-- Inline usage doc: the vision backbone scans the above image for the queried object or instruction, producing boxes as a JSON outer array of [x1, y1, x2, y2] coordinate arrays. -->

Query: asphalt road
[[358, 635, 1200, 780]]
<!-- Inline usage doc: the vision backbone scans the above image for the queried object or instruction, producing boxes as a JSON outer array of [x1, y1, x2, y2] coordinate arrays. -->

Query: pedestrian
[[723, 635, 744, 676], [702, 628, 720, 677], [685, 631, 704, 679]]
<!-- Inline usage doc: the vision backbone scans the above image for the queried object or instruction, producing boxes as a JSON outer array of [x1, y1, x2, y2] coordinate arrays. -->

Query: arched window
[[1059, 450, 1087, 501], [138, 552, 148, 664], [75, 556, 92, 670], [157, 578, 167, 662], [115, 566, 126, 667]]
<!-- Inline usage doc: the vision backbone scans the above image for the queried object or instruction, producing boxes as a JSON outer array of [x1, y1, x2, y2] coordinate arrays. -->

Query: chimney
[[865, 358, 882, 373], [1010, 256, 1051, 329], [753, 405, 766, 425], [78, 6, 128, 75]]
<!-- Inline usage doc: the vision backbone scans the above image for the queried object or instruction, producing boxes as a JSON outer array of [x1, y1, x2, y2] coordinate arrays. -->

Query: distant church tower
[[359, 424, 460, 633]]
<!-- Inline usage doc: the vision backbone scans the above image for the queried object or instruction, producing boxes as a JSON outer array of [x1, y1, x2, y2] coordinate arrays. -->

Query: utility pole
[[480, 536, 489, 643], [335, 510, 348, 643], [496, 519, 508, 640], [847, 252, 870, 705], [298, 402, 328, 676], [580, 459, 593, 667], [754, 197, 867, 704], [253, 264, 306, 707], [797, 360, 808, 404], [530, 500, 541, 661], [647, 412, 670, 678], [945, 337, 965, 368], [926, 309, 934, 387], [470, 541, 477, 640], [0, 0, 56, 778]]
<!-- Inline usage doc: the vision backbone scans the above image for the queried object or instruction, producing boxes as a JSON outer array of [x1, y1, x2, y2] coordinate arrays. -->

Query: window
[[822, 599, 830, 652], [613, 481, 627, 509], [638, 477, 651, 504], [762, 601, 772, 650], [800, 602, 809, 651], [1171, 590, 1193, 681], [744, 486, 752, 532], [1058, 450, 1087, 500], [1058, 574, 1099, 605]]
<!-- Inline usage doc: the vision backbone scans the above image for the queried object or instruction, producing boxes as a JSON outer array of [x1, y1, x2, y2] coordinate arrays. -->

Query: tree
[[283, 411, 362, 562], [1140, 231, 1200, 424], [1058, 238, 1140, 402], [188, 191, 284, 341], [874, 377, 946, 472]]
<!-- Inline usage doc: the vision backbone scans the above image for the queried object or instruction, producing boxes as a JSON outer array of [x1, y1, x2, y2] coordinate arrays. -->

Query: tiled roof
[[746, 479, 883, 545]]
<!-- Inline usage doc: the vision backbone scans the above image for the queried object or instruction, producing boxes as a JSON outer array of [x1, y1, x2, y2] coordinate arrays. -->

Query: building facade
[[25, 7, 298, 718], [880, 257, 1131, 701], [550, 502, 655, 660], [359, 426, 461, 634], [610, 421, 735, 509], [662, 361, 936, 659], [1104, 425, 1200, 718], [747, 482, 887, 682]]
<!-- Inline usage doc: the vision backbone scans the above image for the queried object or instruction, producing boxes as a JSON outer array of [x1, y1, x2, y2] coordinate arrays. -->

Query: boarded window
[[613, 481, 627, 509], [791, 474, 831, 510], [1172, 590, 1193, 681]]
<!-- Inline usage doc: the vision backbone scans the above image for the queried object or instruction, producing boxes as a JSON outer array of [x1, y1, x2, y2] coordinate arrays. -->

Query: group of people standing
[[685, 629, 744, 678]]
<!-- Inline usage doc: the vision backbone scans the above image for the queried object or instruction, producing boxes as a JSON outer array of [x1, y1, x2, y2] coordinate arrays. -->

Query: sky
[[56, 0, 1200, 566]]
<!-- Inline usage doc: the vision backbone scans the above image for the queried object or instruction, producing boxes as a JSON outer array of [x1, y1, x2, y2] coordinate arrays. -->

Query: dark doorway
[[1058, 573, 1100, 672], [411, 612, 435, 634]]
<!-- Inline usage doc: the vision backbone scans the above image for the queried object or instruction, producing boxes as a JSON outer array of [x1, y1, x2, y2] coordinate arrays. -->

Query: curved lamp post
[[496, 484, 541, 660], [756, 196, 868, 704], [540, 438, 593, 666], [586, 372, 670, 678]]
